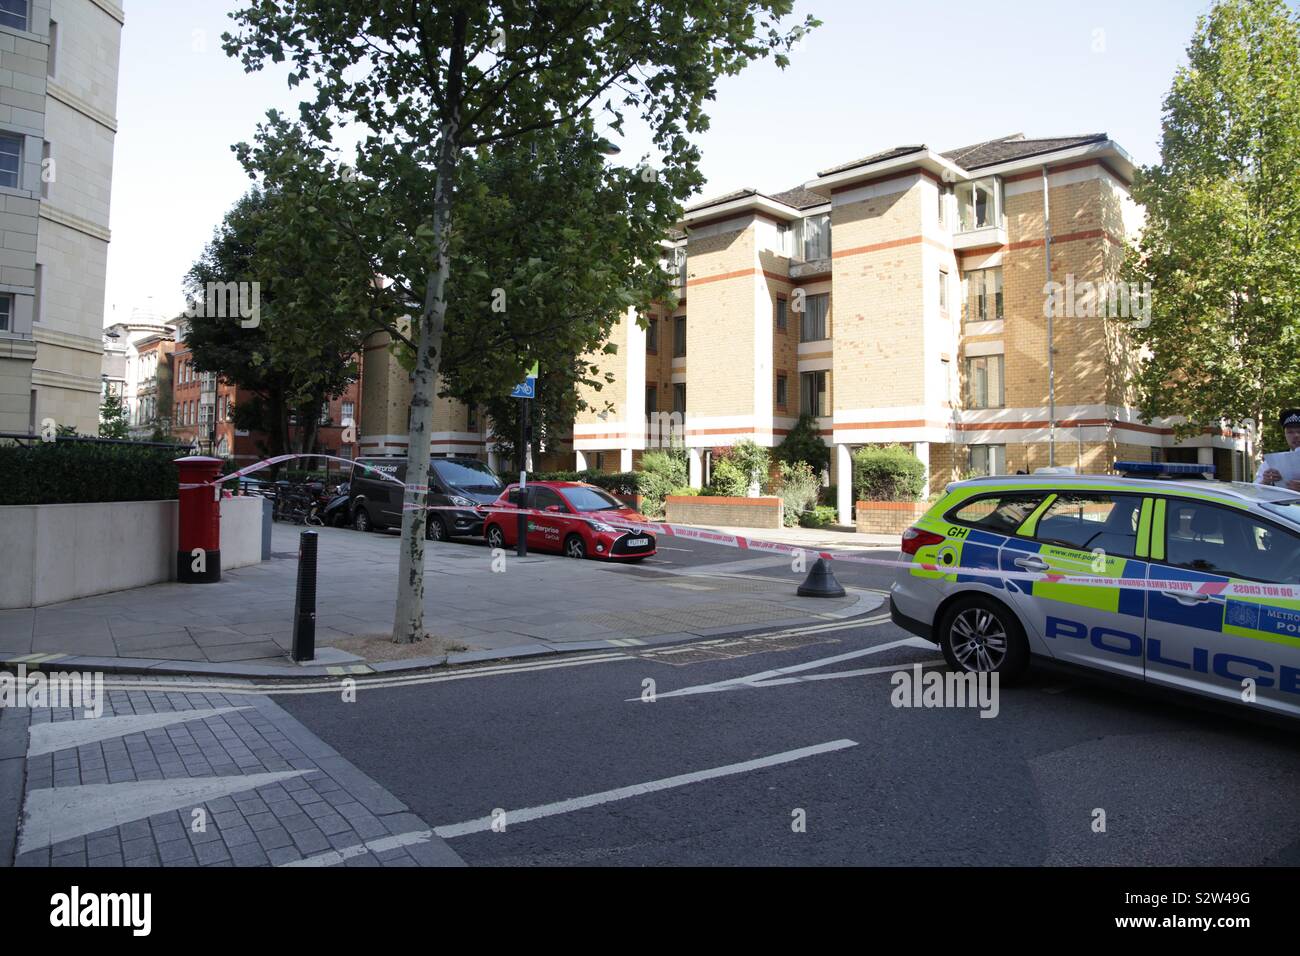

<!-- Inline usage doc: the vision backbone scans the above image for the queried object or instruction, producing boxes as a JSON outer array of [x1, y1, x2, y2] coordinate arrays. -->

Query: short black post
[[797, 557, 846, 598], [291, 530, 318, 662]]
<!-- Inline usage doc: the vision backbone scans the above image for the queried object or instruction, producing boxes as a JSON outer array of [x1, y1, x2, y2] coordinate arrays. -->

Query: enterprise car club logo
[[49, 886, 151, 936]]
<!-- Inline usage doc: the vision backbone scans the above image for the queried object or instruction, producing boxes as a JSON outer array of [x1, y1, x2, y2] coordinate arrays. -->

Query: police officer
[[1257, 408, 1300, 489]]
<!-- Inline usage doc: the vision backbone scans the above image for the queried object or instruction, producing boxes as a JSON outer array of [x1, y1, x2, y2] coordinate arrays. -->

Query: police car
[[889, 468, 1300, 718]]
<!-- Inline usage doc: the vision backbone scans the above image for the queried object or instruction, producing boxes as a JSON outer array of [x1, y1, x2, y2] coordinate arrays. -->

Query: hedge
[[0, 441, 185, 505], [852, 445, 926, 502], [528, 470, 641, 496]]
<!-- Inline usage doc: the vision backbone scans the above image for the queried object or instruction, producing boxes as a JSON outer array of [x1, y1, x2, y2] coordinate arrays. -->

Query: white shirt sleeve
[[1255, 462, 1269, 484]]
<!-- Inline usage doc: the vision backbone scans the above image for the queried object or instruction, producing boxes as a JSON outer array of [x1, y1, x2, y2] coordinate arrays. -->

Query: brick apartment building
[[361, 133, 1251, 521]]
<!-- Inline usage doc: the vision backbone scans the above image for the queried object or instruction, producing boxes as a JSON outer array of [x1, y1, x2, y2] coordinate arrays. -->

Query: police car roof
[[952, 473, 1300, 504]]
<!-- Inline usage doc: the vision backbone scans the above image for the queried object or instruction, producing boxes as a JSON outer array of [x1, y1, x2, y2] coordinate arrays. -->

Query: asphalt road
[[277, 543, 1300, 866]]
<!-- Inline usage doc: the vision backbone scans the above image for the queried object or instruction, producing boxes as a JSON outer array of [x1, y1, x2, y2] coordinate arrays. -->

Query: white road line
[[281, 828, 436, 868], [27, 706, 253, 758], [745, 660, 946, 689], [18, 771, 309, 854], [432, 739, 859, 839], [637, 636, 935, 701]]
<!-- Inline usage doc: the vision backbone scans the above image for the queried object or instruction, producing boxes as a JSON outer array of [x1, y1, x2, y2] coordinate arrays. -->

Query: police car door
[[1146, 496, 1300, 718], [1000, 490, 1149, 678]]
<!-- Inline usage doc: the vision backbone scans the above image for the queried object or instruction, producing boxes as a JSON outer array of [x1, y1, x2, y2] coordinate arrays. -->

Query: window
[[668, 247, 687, 293], [968, 444, 1006, 478], [0, 0, 27, 32], [47, 20, 57, 77], [938, 185, 947, 226], [938, 269, 949, 312], [646, 316, 658, 352], [800, 293, 829, 342], [341, 401, 354, 425], [965, 268, 1004, 322], [673, 316, 686, 357], [1165, 500, 1300, 582], [776, 222, 791, 257], [645, 385, 657, 413], [0, 293, 10, 332], [532, 486, 568, 513], [801, 370, 828, 417], [672, 383, 686, 415], [1034, 493, 1144, 557], [0, 133, 21, 189], [466, 404, 478, 431], [40, 141, 49, 198], [945, 492, 1049, 534], [956, 177, 1003, 232], [320, 401, 331, 425], [775, 374, 788, 409], [966, 354, 1004, 408], [775, 297, 787, 332], [33, 262, 41, 323], [797, 213, 831, 261], [564, 486, 623, 512]]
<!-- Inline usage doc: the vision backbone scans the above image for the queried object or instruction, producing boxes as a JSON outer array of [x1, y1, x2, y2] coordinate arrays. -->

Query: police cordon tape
[[179, 452, 1300, 602]]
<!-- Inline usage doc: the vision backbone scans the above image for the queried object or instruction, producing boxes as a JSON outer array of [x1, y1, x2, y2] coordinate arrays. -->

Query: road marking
[[635, 636, 935, 700], [18, 770, 309, 854], [432, 739, 859, 839], [741, 660, 946, 688], [27, 706, 253, 758], [281, 828, 436, 868]]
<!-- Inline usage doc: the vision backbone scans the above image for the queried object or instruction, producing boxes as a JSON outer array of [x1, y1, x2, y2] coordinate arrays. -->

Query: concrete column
[[914, 441, 931, 495], [1197, 446, 1214, 465], [575, 449, 588, 471], [487, 450, 499, 474], [688, 447, 703, 489], [620, 448, 633, 472], [836, 444, 853, 528]]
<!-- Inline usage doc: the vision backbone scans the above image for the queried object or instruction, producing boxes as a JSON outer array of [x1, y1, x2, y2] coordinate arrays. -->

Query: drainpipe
[[1041, 166, 1056, 467]]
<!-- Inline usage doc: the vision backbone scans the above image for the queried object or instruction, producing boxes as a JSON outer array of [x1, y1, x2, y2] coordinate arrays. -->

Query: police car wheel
[[564, 535, 587, 559], [426, 516, 448, 541], [938, 596, 1030, 684], [486, 525, 506, 550]]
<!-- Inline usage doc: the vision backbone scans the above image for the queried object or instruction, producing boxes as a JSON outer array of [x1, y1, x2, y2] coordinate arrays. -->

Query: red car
[[482, 481, 656, 560]]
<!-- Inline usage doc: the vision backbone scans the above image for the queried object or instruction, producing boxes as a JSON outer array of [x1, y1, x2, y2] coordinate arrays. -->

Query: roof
[[767, 185, 827, 209], [941, 133, 1108, 170], [816, 145, 926, 178], [952, 473, 1300, 506]]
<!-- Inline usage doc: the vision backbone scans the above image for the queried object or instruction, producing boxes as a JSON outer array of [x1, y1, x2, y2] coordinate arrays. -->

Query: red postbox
[[175, 456, 223, 583]]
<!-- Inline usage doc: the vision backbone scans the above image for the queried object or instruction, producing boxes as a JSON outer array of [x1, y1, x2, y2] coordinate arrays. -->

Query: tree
[[775, 413, 831, 474], [98, 393, 129, 439], [225, 0, 815, 643], [1127, 0, 1300, 453]]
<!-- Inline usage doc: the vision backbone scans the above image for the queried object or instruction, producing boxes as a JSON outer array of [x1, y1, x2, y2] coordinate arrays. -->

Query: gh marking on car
[[482, 481, 656, 561], [889, 467, 1300, 718]]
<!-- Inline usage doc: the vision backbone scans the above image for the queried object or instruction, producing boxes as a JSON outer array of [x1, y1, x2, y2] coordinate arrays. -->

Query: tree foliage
[[1127, 0, 1300, 443]]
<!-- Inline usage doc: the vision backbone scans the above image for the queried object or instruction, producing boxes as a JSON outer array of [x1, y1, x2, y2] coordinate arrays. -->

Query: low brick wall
[[615, 493, 644, 511], [855, 500, 930, 536], [665, 495, 783, 530]]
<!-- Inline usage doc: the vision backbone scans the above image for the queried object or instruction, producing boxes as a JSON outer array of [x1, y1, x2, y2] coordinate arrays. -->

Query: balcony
[[953, 176, 1007, 251]]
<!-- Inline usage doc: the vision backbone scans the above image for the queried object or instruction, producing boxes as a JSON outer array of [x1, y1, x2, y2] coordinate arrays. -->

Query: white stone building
[[0, 0, 122, 435]]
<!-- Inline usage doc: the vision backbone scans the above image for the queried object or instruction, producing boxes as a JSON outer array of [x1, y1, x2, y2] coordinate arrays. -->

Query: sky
[[104, 0, 1221, 328]]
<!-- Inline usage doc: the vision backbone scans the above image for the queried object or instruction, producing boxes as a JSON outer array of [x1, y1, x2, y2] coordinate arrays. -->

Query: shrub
[[774, 460, 820, 527], [530, 470, 640, 496], [635, 450, 688, 517], [0, 440, 184, 505], [705, 457, 749, 497], [819, 483, 837, 507], [799, 505, 839, 528], [852, 445, 926, 502], [775, 414, 830, 474], [729, 439, 771, 493]]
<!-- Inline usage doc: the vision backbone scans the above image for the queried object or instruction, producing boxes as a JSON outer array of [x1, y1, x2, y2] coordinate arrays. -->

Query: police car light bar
[[1114, 460, 1215, 479]]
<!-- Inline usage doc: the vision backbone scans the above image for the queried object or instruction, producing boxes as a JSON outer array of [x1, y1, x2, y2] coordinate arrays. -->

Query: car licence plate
[[625, 537, 650, 547]]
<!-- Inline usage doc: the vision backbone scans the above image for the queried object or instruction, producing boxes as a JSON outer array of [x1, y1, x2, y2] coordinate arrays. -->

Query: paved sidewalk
[[678, 523, 901, 549], [0, 523, 883, 676], [4, 682, 463, 868]]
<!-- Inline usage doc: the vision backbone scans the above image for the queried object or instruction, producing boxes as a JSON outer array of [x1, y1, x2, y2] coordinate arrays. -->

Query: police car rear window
[[945, 493, 1049, 534]]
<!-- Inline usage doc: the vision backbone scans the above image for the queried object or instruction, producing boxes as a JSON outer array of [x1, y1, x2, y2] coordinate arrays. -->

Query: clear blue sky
[[105, 0, 1221, 326]]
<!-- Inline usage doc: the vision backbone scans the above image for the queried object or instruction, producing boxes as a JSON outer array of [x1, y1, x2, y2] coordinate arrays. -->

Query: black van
[[349, 456, 504, 540]]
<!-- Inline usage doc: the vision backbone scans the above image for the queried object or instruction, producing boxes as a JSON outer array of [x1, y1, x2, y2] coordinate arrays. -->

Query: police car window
[[1164, 500, 1300, 582], [946, 494, 1048, 534], [1033, 493, 1143, 557]]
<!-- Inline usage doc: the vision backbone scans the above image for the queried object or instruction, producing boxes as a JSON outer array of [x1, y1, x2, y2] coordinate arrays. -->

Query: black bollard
[[291, 530, 318, 662], [797, 557, 846, 598]]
